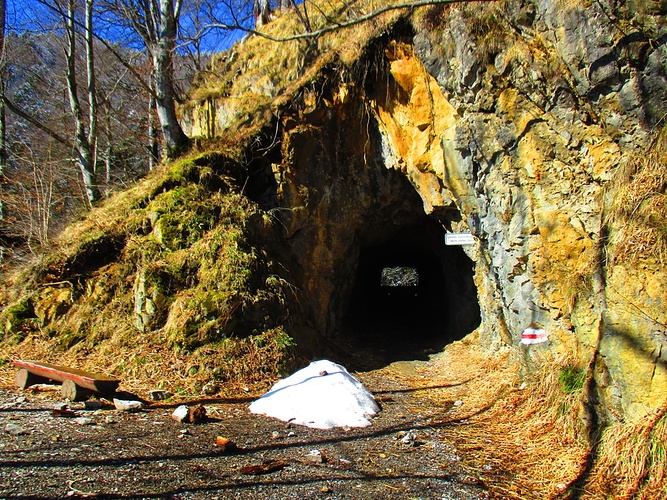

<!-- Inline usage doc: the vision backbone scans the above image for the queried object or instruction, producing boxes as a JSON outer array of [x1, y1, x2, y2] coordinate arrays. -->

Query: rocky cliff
[[181, 0, 667, 423], [1, 0, 666, 430]]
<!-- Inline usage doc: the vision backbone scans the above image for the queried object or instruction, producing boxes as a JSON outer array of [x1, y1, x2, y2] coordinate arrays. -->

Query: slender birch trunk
[[65, 0, 99, 204], [0, 0, 6, 261], [152, 0, 189, 159], [148, 90, 159, 170], [85, 0, 97, 178]]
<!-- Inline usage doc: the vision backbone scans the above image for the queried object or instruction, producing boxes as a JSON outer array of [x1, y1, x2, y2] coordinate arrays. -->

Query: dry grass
[[185, 0, 407, 143], [0, 326, 296, 399], [385, 337, 667, 499], [366, 335, 591, 499], [0, 151, 296, 398], [606, 126, 667, 265], [583, 404, 667, 500], [0, 0, 410, 401], [447, 355, 590, 498], [1, 3, 665, 498]]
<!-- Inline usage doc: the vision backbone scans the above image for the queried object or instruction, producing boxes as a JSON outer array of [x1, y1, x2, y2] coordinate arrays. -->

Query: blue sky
[[6, 0, 246, 54], [7, 0, 49, 32]]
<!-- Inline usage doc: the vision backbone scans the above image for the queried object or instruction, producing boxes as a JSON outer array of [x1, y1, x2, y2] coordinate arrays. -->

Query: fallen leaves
[[239, 459, 288, 475], [215, 436, 239, 453]]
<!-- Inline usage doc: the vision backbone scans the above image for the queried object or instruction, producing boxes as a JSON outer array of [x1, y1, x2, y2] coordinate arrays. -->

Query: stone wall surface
[[405, 0, 667, 422], [180, 0, 667, 422]]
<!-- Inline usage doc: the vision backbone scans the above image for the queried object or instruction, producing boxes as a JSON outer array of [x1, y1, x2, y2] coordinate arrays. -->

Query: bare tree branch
[[212, 0, 497, 42], [3, 95, 73, 149]]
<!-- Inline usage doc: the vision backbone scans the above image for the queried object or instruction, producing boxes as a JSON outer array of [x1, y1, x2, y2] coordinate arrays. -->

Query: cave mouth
[[340, 218, 480, 369]]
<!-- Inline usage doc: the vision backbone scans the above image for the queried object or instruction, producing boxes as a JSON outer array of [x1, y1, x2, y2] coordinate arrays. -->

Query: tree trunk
[[148, 90, 159, 169], [153, 0, 190, 159], [254, 0, 272, 27], [0, 0, 5, 170], [85, 0, 97, 178], [0, 0, 6, 262], [65, 0, 99, 204]]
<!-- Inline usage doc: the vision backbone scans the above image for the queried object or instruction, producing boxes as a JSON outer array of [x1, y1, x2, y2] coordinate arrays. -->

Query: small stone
[[74, 417, 95, 426], [148, 390, 173, 401], [5, 423, 28, 436], [215, 436, 238, 453], [453, 400, 463, 407], [321, 486, 331, 493], [305, 449, 323, 464], [271, 430, 280, 439], [84, 401, 103, 410], [16, 397, 26, 403], [201, 382, 219, 395], [52, 408, 78, 418], [400, 430, 419, 446], [190, 404, 207, 424], [113, 399, 144, 412], [287, 431, 296, 437], [172, 405, 190, 423]]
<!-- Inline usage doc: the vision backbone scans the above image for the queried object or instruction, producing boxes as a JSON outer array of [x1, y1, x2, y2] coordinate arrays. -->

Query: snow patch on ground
[[249, 359, 380, 429]]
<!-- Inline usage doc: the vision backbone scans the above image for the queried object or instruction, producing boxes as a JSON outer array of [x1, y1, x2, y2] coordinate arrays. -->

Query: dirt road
[[0, 363, 489, 500]]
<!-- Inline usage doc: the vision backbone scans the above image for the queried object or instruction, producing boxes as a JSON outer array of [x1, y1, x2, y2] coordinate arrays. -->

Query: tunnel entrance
[[340, 218, 480, 369]]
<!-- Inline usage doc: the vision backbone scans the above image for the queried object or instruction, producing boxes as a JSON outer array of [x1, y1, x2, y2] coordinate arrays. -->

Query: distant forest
[[0, 0, 274, 261]]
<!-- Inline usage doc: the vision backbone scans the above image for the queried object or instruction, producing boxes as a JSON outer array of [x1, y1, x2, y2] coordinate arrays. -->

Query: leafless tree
[[62, 0, 99, 203], [112, 0, 191, 159], [0, 0, 7, 262], [0, 20, 154, 255], [0, 0, 5, 170], [253, 0, 271, 27], [209, 0, 494, 42]]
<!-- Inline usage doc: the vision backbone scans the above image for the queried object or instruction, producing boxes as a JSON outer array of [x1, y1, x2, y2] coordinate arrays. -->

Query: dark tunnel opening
[[340, 218, 480, 369]]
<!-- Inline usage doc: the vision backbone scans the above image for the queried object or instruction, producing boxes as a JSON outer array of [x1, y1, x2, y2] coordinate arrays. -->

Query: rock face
[[180, 0, 667, 423], [401, 1, 667, 422]]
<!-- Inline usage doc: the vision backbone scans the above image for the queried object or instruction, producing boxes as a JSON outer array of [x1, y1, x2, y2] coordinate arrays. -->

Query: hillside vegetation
[[0, 0, 407, 392], [1, 0, 667, 498]]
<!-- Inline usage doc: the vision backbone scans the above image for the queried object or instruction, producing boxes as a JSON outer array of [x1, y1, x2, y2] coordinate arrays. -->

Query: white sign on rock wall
[[444, 232, 475, 246]]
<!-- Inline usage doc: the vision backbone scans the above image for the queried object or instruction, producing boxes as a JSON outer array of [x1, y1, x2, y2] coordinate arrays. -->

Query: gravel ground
[[0, 367, 490, 500]]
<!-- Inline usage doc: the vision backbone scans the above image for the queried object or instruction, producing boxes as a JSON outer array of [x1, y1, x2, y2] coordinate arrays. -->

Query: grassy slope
[[0, 0, 407, 395]]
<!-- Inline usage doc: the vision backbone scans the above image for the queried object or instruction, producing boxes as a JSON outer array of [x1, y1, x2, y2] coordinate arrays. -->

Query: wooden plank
[[13, 360, 120, 395]]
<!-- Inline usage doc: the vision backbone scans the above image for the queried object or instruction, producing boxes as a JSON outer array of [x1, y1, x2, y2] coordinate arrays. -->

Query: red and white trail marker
[[521, 328, 548, 345]]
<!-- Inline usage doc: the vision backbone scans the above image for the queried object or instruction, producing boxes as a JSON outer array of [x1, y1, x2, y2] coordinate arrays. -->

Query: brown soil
[[0, 338, 586, 499], [0, 371, 488, 499]]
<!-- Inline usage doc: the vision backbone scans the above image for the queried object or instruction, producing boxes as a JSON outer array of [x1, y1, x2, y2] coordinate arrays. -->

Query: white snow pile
[[248, 359, 380, 429]]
